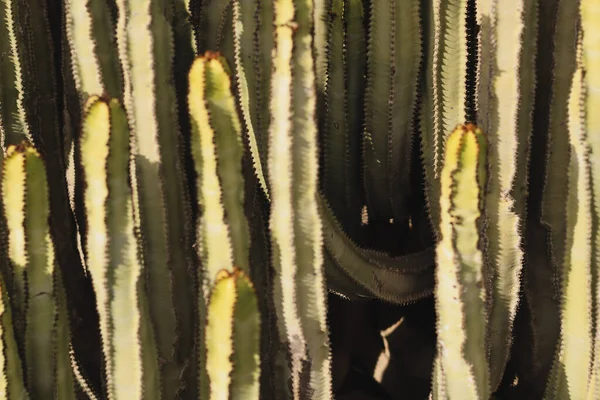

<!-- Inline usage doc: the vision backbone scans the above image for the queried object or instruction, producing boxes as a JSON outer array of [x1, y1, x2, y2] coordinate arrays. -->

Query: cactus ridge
[[1, 0, 600, 398]]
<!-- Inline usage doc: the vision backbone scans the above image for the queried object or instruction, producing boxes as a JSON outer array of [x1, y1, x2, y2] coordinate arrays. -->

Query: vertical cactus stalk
[[541, 0, 580, 303], [421, 0, 470, 235], [188, 54, 251, 399], [434, 124, 489, 400], [2, 144, 76, 399], [64, 0, 123, 100], [0, 0, 33, 147], [0, 274, 28, 399], [115, 0, 195, 395], [232, 0, 273, 197], [321, 0, 365, 231], [475, 0, 538, 389], [363, 0, 421, 222], [205, 269, 260, 400], [581, 1, 600, 397], [269, 0, 333, 397], [80, 97, 160, 400]]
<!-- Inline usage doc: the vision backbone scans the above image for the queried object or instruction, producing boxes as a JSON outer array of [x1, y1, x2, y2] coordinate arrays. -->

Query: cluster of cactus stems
[[0, 0, 598, 399]]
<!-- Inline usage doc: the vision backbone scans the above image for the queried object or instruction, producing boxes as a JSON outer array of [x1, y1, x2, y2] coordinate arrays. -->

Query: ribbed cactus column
[[0, 273, 27, 399], [320, 0, 365, 229], [205, 269, 260, 400], [362, 0, 421, 223], [232, 0, 273, 196], [187, 53, 252, 399], [475, 0, 538, 389], [114, 0, 195, 395], [421, 0, 471, 235], [582, 0, 600, 397], [434, 124, 489, 400], [1, 144, 75, 399], [80, 97, 159, 400], [544, 2, 600, 397], [268, 0, 333, 397]]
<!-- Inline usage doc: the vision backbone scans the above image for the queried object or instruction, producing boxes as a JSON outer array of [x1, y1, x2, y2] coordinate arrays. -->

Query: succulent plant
[[0, 0, 598, 399]]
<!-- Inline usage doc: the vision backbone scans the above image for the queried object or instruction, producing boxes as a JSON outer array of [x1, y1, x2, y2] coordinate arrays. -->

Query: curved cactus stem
[[205, 269, 260, 400], [320, 195, 435, 304], [475, 0, 538, 390], [435, 124, 489, 400], [80, 98, 160, 400], [362, 0, 421, 223]]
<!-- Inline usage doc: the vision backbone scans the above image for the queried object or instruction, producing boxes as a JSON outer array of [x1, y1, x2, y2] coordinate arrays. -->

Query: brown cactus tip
[[203, 51, 222, 60]]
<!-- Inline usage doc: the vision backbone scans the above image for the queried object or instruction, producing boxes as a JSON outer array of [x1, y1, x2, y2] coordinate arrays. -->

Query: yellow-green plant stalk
[[188, 53, 251, 399], [434, 124, 489, 400], [475, 0, 538, 389], [421, 0, 470, 236], [1, 144, 75, 399], [544, 3, 600, 396], [205, 268, 260, 400], [268, 0, 333, 397], [582, 1, 600, 397], [114, 0, 195, 394], [80, 97, 160, 400], [362, 0, 421, 223]]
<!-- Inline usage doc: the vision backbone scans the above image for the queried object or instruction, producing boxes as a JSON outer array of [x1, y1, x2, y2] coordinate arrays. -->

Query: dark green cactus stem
[[434, 124, 489, 400], [80, 97, 160, 400], [205, 268, 260, 400], [475, 0, 538, 390], [320, 196, 435, 304], [2, 143, 76, 399], [233, 0, 273, 197], [320, 0, 365, 230], [362, 0, 421, 223], [0, 273, 28, 399], [0, 0, 32, 147]]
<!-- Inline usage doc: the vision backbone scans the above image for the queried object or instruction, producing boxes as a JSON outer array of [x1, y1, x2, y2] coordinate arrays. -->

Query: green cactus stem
[[232, 0, 273, 197], [421, 0, 470, 237], [2, 143, 76, 399], [362, 0, 421, 223], [205, 268, 260, 400], [268, 0, 333, 396], [80, 97, 160, 400], [434, 124, 489, 400], [475, 0, 538, 389], [114, 0, 195, 394]]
